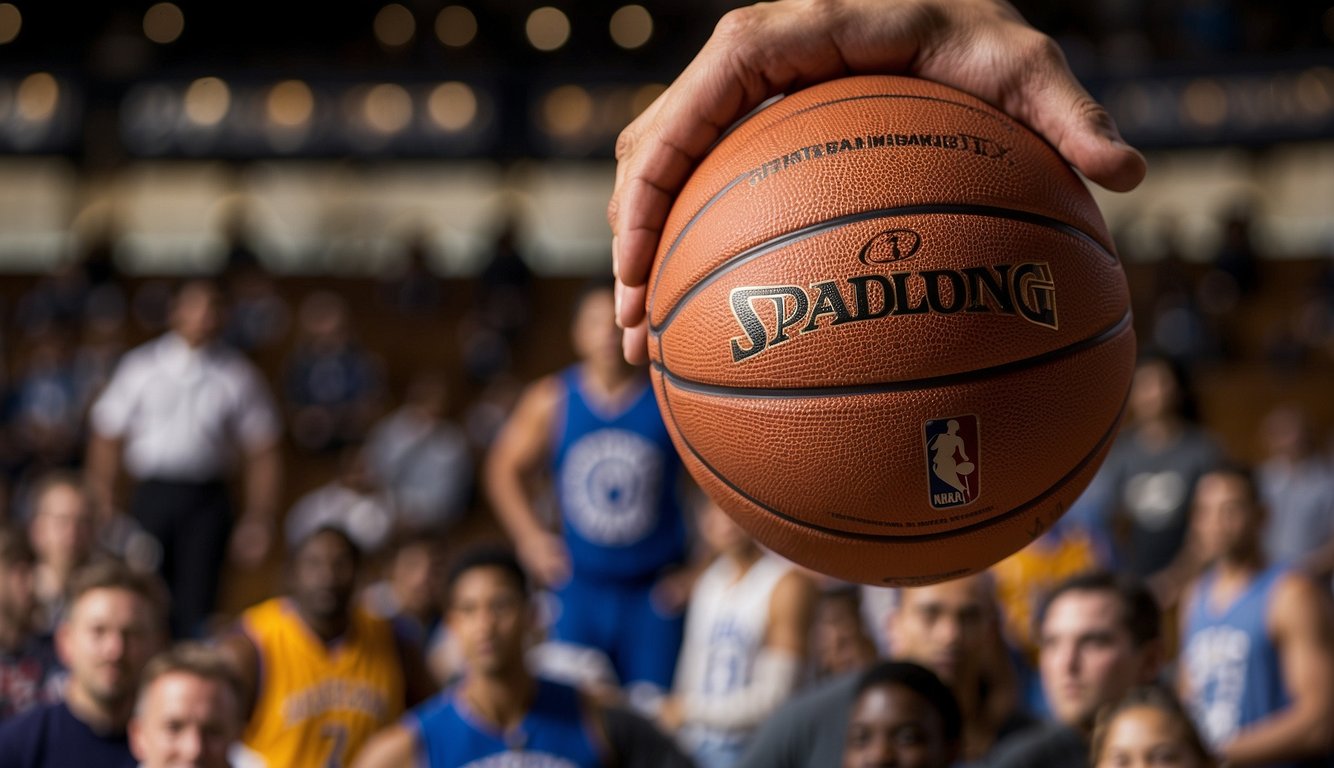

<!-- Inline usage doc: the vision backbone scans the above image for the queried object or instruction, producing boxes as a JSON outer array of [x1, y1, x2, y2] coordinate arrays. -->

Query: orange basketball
[[647, 76, 1134, 585]]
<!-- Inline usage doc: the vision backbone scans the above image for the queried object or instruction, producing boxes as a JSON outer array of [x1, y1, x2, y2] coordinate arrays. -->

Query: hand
[[230, 515, 273, 568], [608, 0, 1147, 363], [516, 531, 572, 588], [657, 695, 685, 732]]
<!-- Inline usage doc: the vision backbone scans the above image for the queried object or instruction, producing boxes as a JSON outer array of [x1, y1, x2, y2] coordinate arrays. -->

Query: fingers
[[621, 321, 648, 366], [996, 32, 1146, 192]]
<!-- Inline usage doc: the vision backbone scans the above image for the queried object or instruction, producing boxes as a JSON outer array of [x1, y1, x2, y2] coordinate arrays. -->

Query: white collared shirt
[[91, 333, 280, 481]]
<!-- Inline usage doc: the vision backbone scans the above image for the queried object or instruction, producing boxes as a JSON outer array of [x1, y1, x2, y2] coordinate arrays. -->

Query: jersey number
[[321, 723, 348, 768]]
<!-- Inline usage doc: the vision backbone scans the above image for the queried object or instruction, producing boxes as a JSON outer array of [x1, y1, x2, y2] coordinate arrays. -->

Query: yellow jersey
[[240, 597, 405, 768]]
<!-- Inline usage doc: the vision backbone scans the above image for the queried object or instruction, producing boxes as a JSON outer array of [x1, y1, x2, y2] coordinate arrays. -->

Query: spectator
[[284, 291, 383, 454], [285, 442, 394, 555], [0, 526, 64, 721], [7, 328, 83, 472], [662, 501, 815, 768], [810, 587, 878, 681], [220, 526, 432, 768], [886, 575, 1029, 762], [365, 373, 472, 533], [986, 572, 1163, 768], [352, 548, 694, 768], [0, 560, 168, 768], [843, 661, 963, 768], [221, 261, 289, 357], [361, 532, 446, 651], [378, 229, 442, 316], [25, 472, 97, 634], [86, 279, 282, 638], [128, 643, 244, 768], [1256, 405, 1334, 580], [1178, 467, 1334, 766], [1091, 686, 1217, 768], [1097, 356, 1223, 599], [486, 283, 690, 699]]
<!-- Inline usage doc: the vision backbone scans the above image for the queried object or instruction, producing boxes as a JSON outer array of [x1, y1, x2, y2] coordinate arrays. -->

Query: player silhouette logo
[[924, 416, 980, 509]]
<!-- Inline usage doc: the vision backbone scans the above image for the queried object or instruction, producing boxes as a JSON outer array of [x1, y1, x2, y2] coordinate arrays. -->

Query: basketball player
[[842, 661, 962, 768], [221, 526, 432, 768], [351, 548, 693, 768], [486, 283, 689, 695], [1178, 467, 1334, 766], [607, 0, 1147, 362], [662, 501, 815, 767]]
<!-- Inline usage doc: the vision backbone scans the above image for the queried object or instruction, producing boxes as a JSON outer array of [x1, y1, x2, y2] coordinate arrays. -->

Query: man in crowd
[[129, 643, 245, 768], [988, 572, 1163, 768], [221, 526, 432, 768], [87, 279, 282, 638], [1178, 466, 1334, 766], [0, 560, 168, 767], [353, 548, 693, 768], [486, 284, 689, 698], [735, 574, 1021, 768], [0, 526, 64, 720], [662, 501, 815, 767], [842, 661, 962, 768]]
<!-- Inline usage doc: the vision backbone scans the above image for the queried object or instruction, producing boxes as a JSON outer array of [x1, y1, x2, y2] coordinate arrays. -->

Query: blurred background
[[0, 0, 1331, 612]]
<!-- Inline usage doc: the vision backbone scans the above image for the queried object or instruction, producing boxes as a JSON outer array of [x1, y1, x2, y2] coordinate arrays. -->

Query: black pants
[[130, 479, 233, 639]]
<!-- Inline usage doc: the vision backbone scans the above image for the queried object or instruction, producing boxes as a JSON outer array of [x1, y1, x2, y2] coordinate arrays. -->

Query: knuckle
[[712, 6, 761, 45], [613, 125, 638, 163]]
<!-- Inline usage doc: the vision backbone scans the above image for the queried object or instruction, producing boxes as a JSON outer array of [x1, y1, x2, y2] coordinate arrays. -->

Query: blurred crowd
[[0, 208, 1330, 768]]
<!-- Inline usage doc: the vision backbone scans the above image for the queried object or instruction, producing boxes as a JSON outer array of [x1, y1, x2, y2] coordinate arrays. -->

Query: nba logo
[[924, 416, 980, 509]]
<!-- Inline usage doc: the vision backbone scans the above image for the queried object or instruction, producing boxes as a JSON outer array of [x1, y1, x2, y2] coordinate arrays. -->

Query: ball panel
[[677, 418, 1118, 585], [649, 76, 1115, 329], [654, 214, 1127, 388], [654, 324, 1134, 539]]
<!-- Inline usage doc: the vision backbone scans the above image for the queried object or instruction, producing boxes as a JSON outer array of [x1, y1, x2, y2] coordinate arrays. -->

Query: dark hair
[[66, 559, 170, 633], [1035, 571, 1161, 647], [445, 546, 528, 605], [288, 524, 362, 566], [854, 660, 962, 745], [1197, 463, 1261, 507], [1090, 685, 1216, 767], [0, 525, 35, 567], [1135, 353, 1202, 424]]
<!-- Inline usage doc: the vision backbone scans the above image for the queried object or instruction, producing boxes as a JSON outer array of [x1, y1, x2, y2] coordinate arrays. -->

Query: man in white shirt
[[86, 280, 282, 638]]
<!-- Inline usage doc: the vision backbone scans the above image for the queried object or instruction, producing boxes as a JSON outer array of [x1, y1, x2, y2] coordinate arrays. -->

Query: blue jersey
[[1183, 566, 1291, 757], [413, 678, 603, 768], [552, 366, 685, 580], [0, 701, 134, 768]]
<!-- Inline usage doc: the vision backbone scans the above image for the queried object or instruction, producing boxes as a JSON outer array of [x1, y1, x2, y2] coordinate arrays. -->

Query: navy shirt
[[0, 701, 135, 768]]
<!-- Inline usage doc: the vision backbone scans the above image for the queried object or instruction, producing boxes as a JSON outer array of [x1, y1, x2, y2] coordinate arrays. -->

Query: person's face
[[1190, 473, 1262, 565], [130, 672, 239, 768], [290, 531, 358, 624], [171, 285, 223, 347], [1095, 705, 1208, 768], [698, 502, 751, 556], [570, 290, 623, 370], [889, 577, 991, 685], [814, 597, 874, 677], [57, 588, 162, 706], [1039, 591, 1154, 730], [391, 543, 442, 619], [843, 682, 955, 768], [31, 483, 94, 568], [448, 567, 529, 677], [1129, 361, 1179, 423], [0, 557, 35, 628]]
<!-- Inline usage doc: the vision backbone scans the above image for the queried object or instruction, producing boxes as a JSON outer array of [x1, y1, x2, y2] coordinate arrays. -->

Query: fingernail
[[614, 282, 624, 328], [611, 236, 620, 279]]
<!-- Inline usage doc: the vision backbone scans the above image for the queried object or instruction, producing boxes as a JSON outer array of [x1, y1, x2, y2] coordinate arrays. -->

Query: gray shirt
[[735, 673, 857, 768]]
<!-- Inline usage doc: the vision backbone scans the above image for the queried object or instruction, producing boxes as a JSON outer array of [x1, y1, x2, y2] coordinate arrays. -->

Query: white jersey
[[673, 553, 793, 747]]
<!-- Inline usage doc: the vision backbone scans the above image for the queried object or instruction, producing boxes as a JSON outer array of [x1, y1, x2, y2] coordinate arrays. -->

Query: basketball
[[647, 75, 1135, 585]]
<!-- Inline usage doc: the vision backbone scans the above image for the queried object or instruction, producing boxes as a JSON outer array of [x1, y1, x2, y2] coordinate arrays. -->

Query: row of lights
[[375, 3, 654, 52], [0, 2, 653, 52], [1108, 67, 1334, 135]]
